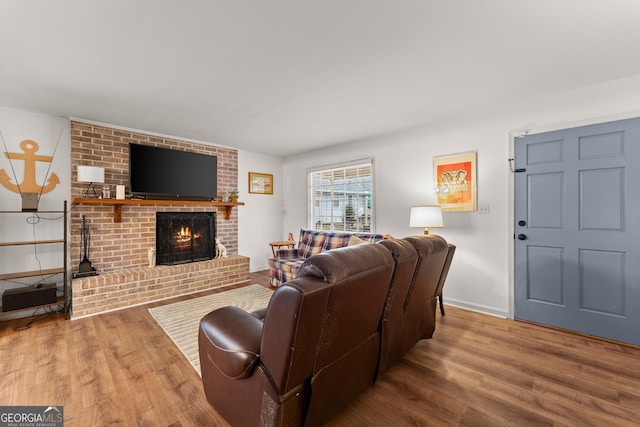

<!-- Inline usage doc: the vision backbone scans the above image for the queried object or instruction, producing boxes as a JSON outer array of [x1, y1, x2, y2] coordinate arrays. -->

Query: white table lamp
[[77, 165, 105, 198], [409, 205, 444, 235]]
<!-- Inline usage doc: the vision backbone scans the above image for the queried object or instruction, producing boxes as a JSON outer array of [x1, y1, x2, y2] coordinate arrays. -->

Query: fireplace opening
[[156, 212, 215, 265]]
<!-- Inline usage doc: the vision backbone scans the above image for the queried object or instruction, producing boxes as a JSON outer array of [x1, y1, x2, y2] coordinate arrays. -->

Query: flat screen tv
[[129, 143, 217, 200]]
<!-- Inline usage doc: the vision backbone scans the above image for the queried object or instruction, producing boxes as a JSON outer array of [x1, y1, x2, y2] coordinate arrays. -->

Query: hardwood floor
[[1, 270, 639, 426]]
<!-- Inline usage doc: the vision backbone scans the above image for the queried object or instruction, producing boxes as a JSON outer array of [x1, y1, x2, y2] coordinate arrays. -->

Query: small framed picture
[[248, 172, 273, 194], [433, 151, 477, 211]]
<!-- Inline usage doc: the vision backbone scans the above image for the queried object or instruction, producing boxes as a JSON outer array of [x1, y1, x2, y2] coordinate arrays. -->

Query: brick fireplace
[[70, 121, 249, 318]]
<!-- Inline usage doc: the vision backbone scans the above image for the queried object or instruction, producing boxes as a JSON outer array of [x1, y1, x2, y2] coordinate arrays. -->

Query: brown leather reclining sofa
[[198, 235, 455, 426]]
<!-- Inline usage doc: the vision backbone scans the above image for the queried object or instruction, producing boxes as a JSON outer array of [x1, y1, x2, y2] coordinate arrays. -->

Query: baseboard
[[251, 262, 269, 273], [444, 297, 508, 318]]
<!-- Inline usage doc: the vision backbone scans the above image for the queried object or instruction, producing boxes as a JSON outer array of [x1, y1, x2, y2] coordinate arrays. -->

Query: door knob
[[518, 220, 526, 226], [517, 234, 527, 240]]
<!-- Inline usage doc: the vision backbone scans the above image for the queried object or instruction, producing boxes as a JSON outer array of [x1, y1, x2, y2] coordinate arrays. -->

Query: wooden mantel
[[72, 198, 244, 222]]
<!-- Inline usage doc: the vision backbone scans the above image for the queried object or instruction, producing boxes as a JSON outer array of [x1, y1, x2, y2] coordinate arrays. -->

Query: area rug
[[148, 284, 273, 376]]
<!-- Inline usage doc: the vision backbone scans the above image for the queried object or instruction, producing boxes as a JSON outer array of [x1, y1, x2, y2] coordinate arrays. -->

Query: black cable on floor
[[12, 304, 63, 331]]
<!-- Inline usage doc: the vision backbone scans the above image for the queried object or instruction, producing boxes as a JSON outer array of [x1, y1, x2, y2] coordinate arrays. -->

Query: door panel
[[580, 168, 623, 230], [515, 117, 640, 346], [528, 173, 563, 228], [580, 249, 624, 315], [526, 245, 564, 304]]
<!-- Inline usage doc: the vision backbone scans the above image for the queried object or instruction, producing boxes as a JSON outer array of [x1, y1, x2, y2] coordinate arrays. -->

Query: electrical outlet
[[478, 204, 490, 214]]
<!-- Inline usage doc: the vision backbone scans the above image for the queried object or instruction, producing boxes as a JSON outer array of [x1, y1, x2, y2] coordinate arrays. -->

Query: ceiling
[[2, 0, 640, 157]]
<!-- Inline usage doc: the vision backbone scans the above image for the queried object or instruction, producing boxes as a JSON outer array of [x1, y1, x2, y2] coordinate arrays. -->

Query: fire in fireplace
[[156, 212, 215, 265]]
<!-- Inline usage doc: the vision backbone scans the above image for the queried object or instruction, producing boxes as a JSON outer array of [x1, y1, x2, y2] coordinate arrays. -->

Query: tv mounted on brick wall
[[129, 143, 217, 201]]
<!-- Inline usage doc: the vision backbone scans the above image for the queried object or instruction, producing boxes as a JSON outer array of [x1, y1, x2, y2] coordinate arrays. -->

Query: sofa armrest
[[276, 248, 301, 258], [199, 306, 263, 379]]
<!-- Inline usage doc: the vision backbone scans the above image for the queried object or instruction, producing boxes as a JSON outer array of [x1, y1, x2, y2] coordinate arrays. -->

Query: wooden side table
[[269, 240, 295, 257]]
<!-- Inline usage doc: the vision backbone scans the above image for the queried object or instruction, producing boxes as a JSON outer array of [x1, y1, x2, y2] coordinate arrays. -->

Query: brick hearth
[[72, 255, 249, 318]]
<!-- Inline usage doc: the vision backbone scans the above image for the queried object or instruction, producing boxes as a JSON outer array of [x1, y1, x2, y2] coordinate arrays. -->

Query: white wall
[[0, 107, 70, 317], [281, 74, 640, 317], [238, 151, 285, 272]]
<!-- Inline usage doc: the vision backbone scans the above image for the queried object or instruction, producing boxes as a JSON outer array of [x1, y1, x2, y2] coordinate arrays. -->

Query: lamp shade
[[77, 166, 104, 183], [409, 206, 444, 228]]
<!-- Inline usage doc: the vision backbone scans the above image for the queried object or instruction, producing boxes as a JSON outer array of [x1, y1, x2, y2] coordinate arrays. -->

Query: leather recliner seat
[[198, 235, 455, 426], [199, 243, 395, 426]]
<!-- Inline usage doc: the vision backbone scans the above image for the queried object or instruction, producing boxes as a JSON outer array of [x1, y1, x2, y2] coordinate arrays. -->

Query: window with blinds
[[308, 160, 374, 232]]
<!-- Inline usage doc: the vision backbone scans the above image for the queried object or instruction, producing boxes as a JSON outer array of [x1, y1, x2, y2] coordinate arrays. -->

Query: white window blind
[[308, 159, 374, 232]]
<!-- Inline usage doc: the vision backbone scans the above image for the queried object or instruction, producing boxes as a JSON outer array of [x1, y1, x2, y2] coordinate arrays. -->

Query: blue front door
[[514, 117, 640, 346]]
